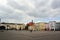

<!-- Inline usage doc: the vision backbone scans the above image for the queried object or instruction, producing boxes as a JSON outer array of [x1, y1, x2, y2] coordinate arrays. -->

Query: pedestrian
[[30, 30, 32, 32]]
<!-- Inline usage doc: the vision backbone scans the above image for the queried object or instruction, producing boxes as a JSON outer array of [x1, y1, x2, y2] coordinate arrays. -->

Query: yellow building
[[39, 22, 45, 31], [35, 22, 45, 31]]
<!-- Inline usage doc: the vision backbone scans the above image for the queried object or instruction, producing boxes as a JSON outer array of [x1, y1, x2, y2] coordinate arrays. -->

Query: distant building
[[39, 22, 45, 31], [45, 23, 50, 31], [35, 22, 45, 31], [55, 22, 60, 31], [34, 23, 40, 31], [26, 22, 35, 31], [49, 21, 56, 31], [0, 22, 25, 30]]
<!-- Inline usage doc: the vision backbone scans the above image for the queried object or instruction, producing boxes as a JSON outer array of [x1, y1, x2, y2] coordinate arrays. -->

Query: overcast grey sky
[[0, 0, 60, 23]]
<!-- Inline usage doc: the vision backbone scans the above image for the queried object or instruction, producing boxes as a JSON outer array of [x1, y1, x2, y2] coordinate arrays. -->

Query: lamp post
[[0, 18, 1, 26]]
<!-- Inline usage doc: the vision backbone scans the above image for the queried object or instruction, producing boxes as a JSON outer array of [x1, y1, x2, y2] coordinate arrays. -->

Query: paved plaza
[[0, 30, 60, 40]]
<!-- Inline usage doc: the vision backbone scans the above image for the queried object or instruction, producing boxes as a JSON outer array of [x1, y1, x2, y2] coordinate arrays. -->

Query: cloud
[[0, 0, 60, 23], [52, 0, 60, 9], [27, 0, 60, 19], [0, 5, 14, 13], [27, 0, 51, 18], [7, 0, 33, 11]]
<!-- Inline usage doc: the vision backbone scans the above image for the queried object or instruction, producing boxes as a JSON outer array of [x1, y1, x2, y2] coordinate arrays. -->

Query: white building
[[49, 21, 56, 31]]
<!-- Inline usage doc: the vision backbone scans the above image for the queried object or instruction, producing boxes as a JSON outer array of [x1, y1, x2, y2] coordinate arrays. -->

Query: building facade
[[49, 21, 56, 31], [55, 22, 60, 31], [35, 22, 45, 31], [45, 23, 50, 31], [0, 23, 25, 30]]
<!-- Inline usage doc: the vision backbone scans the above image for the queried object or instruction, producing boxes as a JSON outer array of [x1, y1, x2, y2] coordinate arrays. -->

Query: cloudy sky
[[0, 0, 60, 24]]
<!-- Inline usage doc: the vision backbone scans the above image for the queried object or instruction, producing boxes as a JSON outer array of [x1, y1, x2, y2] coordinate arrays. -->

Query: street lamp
[[0, 18, 1, 26]]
